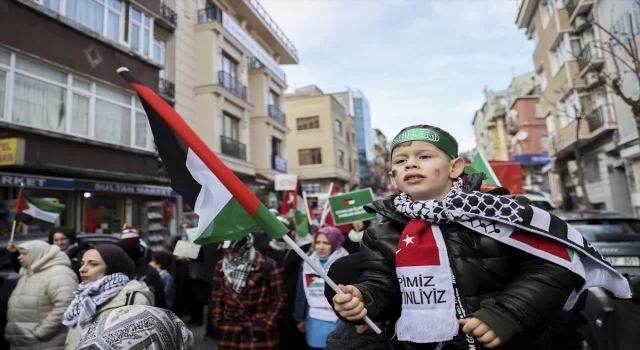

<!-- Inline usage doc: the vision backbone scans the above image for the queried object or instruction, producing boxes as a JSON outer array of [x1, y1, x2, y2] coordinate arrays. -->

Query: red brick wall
[[509, 98, 549, 158]]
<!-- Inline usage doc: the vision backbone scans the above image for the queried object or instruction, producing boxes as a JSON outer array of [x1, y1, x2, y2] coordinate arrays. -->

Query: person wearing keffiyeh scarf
[[220, 235, 258, 293], [63, 244, 155, 350], [332, 124, 632, 350]]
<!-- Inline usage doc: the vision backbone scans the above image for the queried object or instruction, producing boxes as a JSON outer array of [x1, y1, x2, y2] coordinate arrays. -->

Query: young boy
[[333, 124, 630, 350], [150, 250, 175, 311]]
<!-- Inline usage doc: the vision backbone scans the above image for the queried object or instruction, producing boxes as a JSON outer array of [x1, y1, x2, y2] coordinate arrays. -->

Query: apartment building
[[472, 72, 538, 161], [284, 85, 360, 194], [0, 0, 182, 235], [331, 89, 375, 186], [517, 0, 632, 213], [173, 0, 298, 207], [373, 128, 392, 195]]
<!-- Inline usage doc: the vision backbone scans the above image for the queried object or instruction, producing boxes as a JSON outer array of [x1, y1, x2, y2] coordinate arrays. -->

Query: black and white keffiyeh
[[222, 236, 257, 293], [62, 273, 129, 334], [390, 178, 632, 344], [394, 178, 632, 305]]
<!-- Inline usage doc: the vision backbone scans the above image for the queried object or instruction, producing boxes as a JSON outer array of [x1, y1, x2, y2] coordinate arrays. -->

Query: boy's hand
[[332, 284, 367, 321], [459, 317, 501, 348]]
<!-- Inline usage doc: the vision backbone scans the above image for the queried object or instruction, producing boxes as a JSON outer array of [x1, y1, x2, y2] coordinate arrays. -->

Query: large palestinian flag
[[15, 190, 65, 225], [118, 68, 287, 244]]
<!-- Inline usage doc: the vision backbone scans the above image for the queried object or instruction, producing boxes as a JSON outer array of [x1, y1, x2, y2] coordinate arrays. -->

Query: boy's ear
[[449, 157, 465, 179], [388, 170, 398, 188]]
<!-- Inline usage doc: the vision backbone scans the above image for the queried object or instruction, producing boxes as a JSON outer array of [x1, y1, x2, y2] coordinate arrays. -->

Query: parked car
[[0, 233, 151, 282]]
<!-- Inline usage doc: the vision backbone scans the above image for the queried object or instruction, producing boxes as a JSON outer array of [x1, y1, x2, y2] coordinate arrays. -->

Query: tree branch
[[591, 21, 638, 63]]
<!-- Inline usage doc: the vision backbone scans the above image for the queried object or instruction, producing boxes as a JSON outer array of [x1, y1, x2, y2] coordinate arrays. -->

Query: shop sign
[[272, 155, 287, 173], [275, 174, 298, 191], [0, 171, 180, 197], [0, 138, 26, 167], [75, 181, 179, 197], [327, 188, 377, 225], [511, 153, 551, 166]]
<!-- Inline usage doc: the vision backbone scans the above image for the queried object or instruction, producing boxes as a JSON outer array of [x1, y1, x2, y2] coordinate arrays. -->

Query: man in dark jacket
[[333, 124, 582, 350]]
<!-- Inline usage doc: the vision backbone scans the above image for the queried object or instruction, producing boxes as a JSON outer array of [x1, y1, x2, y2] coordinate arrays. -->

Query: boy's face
[[389, 140, 464, 201]]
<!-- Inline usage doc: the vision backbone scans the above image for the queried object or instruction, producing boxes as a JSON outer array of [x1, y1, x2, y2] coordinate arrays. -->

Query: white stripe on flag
[[566, 225, 584, 246], [530, 206, 551, 231], [186, 149, 232, 240], [22, 205, 60, 224]]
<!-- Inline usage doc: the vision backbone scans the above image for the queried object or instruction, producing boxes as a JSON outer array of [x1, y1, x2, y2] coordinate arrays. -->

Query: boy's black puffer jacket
[[352, 177, 581, 350]]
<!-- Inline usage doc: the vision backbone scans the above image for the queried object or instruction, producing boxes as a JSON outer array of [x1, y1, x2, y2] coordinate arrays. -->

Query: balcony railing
[[218, 71, 247, 101], [160, 3, 178, 27], [565, 0, 578, 17], [268, 104, 286, 125], [272, 154, 287, 173], [250, 57, 265, 69], [159, 78, 175, 99], [247, 0, 299, 61], [198, 6, 223, 24], [577, 43, 603, 72], [587, 104, 614, 132], [221, 135, 247, 160]]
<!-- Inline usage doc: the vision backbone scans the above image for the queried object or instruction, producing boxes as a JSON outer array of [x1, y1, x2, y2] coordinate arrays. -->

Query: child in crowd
[[150, 250, 175, 310], [332, 124, 630, 350]]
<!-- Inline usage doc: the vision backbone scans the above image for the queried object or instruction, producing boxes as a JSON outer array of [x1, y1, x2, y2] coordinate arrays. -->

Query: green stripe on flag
[[294, 209, 309, 237], [194, 198, 260, 245], [568, 247, 574, 261], [255, 204, 289, 240], [469, 151, 501, 186], [23, 193, 65, 213]]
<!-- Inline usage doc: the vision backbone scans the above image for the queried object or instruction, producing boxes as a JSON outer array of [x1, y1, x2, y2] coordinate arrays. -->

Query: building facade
[[0, 0, 181, 237], [284, 85, 360, 194], [331, 89, 375, 186], [517, 0, 632, 213], [174, 0, 298, 209], [372, 128, 392, 195]]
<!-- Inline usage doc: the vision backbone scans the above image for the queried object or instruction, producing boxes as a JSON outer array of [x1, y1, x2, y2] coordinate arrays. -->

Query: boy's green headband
[[391, 128, 458, 159]]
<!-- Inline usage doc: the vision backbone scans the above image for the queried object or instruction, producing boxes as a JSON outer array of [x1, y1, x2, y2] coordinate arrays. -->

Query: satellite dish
[[515, 131, 529, 141], [508, 110, 518, 119]]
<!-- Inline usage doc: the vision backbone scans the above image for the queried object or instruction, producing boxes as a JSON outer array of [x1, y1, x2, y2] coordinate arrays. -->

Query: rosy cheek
[[434, 169, 441, 178]]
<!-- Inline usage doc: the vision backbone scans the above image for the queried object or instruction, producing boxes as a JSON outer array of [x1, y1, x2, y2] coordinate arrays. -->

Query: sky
[[259, 0, 536, 152]]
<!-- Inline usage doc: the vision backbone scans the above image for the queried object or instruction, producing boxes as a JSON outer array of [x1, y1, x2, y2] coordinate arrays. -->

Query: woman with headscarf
[[62, 244, 155, 349], [294, 226, 349, 350], [5, 241, 77, 350], [212, 235, 286, 350]]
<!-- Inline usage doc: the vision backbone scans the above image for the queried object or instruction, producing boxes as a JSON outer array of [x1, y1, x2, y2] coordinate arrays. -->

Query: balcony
[[250, 57, 265, 69], [272, 154, 287, 173], [586, 104, 615, 132], [218, 71, 247, 101], [159, 78, 175, 100], [157, 3, 178, 29], [198, 6, 223, 24], [566, 0, 594, 23], [577, 43, 605, 75], [221, 135, 247, 160], [268, 104, 286, 125], [243, 0, 299, 63]]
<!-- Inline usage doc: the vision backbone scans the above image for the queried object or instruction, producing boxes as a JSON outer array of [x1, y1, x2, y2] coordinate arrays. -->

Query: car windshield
[[567, 219, 640, 242]]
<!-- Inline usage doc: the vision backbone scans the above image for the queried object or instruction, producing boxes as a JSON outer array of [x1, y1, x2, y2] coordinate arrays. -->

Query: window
[[338, 149, 345, 167], [538, 67, 547, 91], [302, 183, 321, 193], [221, 53, 238, 80], [494, 96, 507, 106], [223, 113, 240, 141], [564, 91, 580, 121], [62, 0, 124, 42], [540, 0, 554, 28], [335, 119, 342, 134], [299, 148, 322, 165], [545, 113, 556, 136], [153, 37, 167, 79], [129, 7, 153, 57], [540, 134, 549, 151], [271, 137, 282, 156], [268, 90, 279, 107], [297, 116, 319, 130], [569, 35, 582, 60], [536, 101, 544, 118], [1, 50, 151, 150], [584, 154, 601, 183]]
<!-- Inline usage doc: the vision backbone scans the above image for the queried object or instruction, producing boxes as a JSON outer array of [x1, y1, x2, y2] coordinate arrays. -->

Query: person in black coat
[[116, 238, 167, 309]]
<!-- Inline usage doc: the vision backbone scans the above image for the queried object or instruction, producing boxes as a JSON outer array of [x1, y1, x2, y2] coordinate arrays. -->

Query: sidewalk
[[190, 322, 217, 350]]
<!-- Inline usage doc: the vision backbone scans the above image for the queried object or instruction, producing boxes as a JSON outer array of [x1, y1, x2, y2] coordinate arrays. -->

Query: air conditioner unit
[[573, 15, 588, 31], [585, 71, 599, 86]]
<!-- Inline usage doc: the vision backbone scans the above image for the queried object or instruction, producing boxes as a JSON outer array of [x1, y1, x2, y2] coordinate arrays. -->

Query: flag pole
[[319, 182, 334, 227], [117, 67, 381, 334], [10, 183, 24, 242], [281, 234, 381, 333]]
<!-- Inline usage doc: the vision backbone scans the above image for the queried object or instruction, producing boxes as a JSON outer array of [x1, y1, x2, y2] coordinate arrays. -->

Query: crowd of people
[[0, 123, 635, 350]]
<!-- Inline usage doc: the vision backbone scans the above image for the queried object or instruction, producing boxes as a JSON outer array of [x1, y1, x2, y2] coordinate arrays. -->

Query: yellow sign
[[0, 138, 25, 167]]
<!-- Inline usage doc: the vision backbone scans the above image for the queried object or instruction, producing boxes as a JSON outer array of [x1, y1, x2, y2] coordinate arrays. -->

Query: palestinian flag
[[15, 190, 65, 225], [118, 68, 288, 244], [469, 151, 501, 186]]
